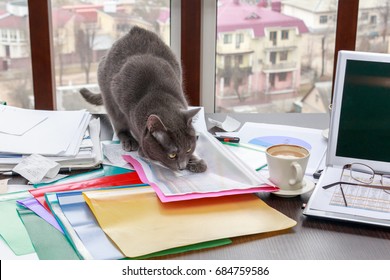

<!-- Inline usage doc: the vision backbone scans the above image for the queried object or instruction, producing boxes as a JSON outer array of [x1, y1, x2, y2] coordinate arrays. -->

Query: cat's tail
[[80, 88, 104, 105]]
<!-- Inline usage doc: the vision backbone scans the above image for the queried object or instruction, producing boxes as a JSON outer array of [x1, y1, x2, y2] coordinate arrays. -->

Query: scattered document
[[0, 179, 8, 194], [0, 116, 102, 172], [101, 142, 133, 170], [0, 105, 90, 156], [0, 105, 47, 136], [13, 154, 61, 184], [208, 115, 241, 132]]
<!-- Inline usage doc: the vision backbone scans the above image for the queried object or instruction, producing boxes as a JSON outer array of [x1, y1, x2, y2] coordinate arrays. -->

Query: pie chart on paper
[[248, 136, 312, 150]]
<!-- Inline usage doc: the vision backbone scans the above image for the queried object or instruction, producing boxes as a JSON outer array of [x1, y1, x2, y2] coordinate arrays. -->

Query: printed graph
[[329, 174, 390, 213]]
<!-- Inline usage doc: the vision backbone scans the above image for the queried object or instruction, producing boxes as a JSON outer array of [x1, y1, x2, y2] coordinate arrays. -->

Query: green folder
[[17, 208, 79, 260]]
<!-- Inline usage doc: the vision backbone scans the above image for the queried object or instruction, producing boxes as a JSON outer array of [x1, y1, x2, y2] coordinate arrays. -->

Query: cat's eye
[[168, 153, 177, 159], [186, 148, 192, 153]]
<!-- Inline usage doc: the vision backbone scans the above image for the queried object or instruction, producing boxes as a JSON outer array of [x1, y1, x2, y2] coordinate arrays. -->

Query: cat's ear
[[147, 114, 168, 142], [184, 108, 201, 126]]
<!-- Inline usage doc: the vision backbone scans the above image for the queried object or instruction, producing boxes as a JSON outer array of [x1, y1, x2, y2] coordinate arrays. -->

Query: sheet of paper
[[0, 106, 90, 156], [0, 105, 48, 136], [12, 154, 61, 184], [208, 115, 241, 132], [123, 130, 276, 202], [83, 186, 296, 258], [102, 142, 134, 169], [0, 179, 9, 194]]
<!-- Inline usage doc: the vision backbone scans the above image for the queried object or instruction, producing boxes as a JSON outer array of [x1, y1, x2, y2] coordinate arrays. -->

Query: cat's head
[[140, 108, 201, 171]]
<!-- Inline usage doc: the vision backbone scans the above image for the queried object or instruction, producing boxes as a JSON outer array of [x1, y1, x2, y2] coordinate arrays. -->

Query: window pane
[[215, 0, 337, 113], [51, 0, 170, 112], [0, 1, 34, 108], [355, 1, 389, 54]]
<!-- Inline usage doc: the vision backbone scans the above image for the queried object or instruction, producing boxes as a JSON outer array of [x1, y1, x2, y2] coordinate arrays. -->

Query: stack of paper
[[0, 105, 102, 172]]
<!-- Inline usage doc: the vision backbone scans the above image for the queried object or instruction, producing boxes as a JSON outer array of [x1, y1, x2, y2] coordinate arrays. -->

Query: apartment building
[[216, 0, 308, 112]]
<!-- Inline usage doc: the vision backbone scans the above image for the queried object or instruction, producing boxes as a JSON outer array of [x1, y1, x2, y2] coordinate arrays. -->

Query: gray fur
[[80, 26, 207, 172]]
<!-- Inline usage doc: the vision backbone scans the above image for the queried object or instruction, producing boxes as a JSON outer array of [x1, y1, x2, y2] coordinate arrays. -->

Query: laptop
[[303, 50, 390, 227]]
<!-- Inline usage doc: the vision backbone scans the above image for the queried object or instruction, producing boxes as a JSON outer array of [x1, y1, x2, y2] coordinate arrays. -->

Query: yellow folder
[[83, 186, 296, 258]]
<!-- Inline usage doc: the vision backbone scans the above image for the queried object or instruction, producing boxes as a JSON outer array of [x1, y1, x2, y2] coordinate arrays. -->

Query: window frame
[[28, 0, 359, 111]]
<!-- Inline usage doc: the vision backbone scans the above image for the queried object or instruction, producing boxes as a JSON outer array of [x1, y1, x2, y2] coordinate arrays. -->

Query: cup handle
[[289, 162, 302, 185]]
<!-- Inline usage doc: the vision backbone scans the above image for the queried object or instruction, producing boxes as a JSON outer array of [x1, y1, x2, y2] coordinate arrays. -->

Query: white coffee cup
[[265, 144, 310, 191]]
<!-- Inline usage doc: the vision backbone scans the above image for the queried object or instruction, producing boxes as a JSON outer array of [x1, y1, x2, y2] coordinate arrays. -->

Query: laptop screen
[[336, 59, 390, 162], [328, 51, 390, 171]]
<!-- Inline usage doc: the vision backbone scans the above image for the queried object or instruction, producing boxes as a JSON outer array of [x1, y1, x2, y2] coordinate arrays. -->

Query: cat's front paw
[[121, 138, 139, 151], [186, 158, 207, 173]]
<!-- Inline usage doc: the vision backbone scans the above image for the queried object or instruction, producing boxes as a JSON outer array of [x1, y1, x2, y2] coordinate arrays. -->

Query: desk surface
[[3, 113, 390, 260]]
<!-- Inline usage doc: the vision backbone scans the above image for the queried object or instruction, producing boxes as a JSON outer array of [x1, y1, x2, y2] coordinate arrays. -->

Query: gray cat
[[80, 26, 207, 173]]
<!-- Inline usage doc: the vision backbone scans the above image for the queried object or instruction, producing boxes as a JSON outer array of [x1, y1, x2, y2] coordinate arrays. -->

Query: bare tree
[[75, 26, 96, 84]]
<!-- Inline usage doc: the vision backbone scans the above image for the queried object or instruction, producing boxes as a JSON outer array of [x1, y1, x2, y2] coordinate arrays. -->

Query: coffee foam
[[270, 151, 306, 159]]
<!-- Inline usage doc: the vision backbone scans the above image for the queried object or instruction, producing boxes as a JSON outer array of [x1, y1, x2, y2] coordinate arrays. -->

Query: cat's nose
[[178, 161, 187, 170]]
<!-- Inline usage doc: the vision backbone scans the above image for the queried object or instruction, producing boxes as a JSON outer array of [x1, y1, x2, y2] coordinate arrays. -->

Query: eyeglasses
[[322, 163, 390, 207]]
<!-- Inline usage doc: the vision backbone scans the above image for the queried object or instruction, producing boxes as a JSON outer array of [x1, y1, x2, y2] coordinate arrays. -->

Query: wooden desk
[[157, 113, 390, 260], [2, 113, 390, 260]]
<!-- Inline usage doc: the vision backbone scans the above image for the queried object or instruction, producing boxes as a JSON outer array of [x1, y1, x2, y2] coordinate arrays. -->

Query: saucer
[[272, 178, 315, 198]]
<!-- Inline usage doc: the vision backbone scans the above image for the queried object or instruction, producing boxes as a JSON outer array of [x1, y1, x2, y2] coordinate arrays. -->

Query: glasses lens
[[382, 175, 390, 187], [350, 163, 374, 184]]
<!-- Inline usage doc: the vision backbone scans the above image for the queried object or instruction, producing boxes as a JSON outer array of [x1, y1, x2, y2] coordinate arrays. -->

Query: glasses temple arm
[[322, 181, 390, 191]]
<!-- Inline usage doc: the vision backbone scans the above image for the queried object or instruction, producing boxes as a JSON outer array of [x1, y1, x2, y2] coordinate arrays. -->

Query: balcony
[[263, 61, 297, 72]]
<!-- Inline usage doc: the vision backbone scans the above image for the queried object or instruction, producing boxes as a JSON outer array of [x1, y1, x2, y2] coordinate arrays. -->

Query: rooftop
[[217, 0, 308, 37]]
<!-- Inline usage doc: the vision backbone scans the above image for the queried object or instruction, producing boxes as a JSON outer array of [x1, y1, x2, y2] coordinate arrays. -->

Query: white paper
[[208, 115, 241, 132], [0, 179, 8, 194], [0, 105, 90, 156], [12, 154, 61, 184], [0, 105, 48, 136], [102, 142, 133, 170]]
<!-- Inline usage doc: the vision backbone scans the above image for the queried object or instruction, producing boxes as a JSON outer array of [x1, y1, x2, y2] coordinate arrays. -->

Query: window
[[278, 72, 287, 81], [224, 34, 232, 44], [235, 33, 244, 48], [51, 0, 171, 112], [320, 15, 328, 24], [9, 0, 362, 114], [370, 15, 377, 25], [0, 1, 33, 108], [280, 51, 288, 61], [270, 31, 277, 45], [281, 30, 289, 40]]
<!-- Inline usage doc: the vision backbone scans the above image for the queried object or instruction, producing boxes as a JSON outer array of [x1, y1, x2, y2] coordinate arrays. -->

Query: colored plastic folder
[[120, 129, 278, 203], [46, 189, 231, 260], [33, 165, 131, 188], [17, 197, 63, 232], [15, 165, 134, 232], [83, 186, 296, 258], [17, 208, 79, 260], [30, 171, 142, 212], [0, 191, 35, 255], [124, 154, 277, 203]]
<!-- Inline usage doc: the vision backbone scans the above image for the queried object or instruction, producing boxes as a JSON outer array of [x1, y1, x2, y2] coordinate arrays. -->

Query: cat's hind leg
[[186, 153, 207, 173]]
